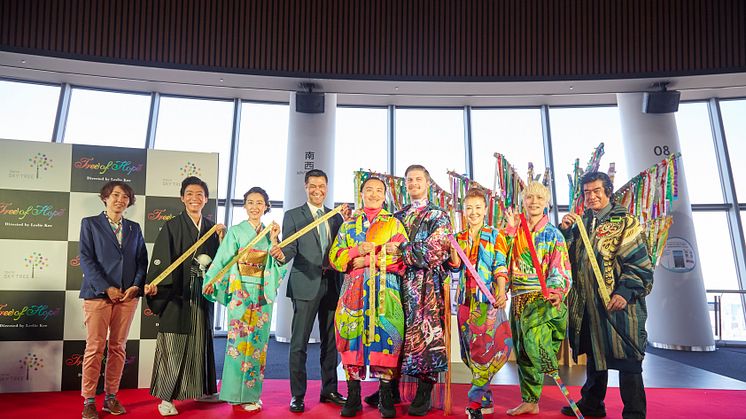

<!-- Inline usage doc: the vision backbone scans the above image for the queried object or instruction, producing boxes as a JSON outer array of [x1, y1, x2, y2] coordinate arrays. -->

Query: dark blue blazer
[[79, 212, 148, 300]]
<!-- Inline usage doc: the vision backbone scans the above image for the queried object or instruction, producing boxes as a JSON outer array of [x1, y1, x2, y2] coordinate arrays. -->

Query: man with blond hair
[[502, 181, 572, 417]]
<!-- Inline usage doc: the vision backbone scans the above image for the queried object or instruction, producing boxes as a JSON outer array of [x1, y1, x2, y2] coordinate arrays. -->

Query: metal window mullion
[[464, 106, 473, 178], [225, 99, 242, 227], [144, 92, 160, 149], [52, 83, 72, 143], [388, 105, 395, 174], [708, 98, 746, 325], [541, 105, 560, 225]]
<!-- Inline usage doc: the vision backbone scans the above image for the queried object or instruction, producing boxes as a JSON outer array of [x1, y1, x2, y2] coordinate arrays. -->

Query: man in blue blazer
[[79, 181, 148, 419], [271, 169, 347, 412]]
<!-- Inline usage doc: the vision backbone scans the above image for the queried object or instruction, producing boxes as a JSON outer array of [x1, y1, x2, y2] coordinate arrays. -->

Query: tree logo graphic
[[24, 252, 48, 278], [19, 352, 44, 380], [28, 153, 53, 179], [179, 162, 202, 178]]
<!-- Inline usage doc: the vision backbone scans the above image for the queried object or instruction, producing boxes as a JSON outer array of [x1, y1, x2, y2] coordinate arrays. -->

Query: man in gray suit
[[270, 169, 346, 413]]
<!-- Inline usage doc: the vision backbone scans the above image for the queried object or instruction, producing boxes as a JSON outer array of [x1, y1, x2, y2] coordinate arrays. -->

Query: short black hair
[[360, 176, 387, 193], [404, 164, 431, 182], [580, 171, 613, 198], [243, 186, 271, 214], [180, 176, 209, 198], [304, 169, 328, 184], [99, 181, 136, 207]]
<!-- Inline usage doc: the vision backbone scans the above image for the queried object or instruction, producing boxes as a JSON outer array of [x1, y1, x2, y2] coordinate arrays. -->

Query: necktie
[[317, 208, 329, 251]]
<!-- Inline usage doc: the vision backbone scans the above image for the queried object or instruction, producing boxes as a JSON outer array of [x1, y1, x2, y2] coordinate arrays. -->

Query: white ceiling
[[2, 51, 746, 106]]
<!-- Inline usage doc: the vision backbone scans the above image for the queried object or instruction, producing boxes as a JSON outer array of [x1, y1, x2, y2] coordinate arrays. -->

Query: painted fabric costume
[[560, 203, 653, 370], [394, 200, 453, 379], [504, 214, 571, 403], [450, 225, 512, 407], [329, 208, 408, 380], [203, 221, 287, 404]]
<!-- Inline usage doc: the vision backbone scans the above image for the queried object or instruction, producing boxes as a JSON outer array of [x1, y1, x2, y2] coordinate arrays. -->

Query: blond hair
[[522, 181, 550, 202]]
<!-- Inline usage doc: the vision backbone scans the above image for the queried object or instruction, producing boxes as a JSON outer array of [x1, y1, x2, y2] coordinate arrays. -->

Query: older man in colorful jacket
[[559, 171, 654, 419]]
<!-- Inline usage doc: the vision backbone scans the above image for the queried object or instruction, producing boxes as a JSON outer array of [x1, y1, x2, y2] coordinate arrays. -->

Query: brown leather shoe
[[82, 403, 99, 419], [102, 398, 126, 415]]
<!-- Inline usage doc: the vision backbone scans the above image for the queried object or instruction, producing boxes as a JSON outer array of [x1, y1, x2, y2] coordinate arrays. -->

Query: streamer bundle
[[447, 171, 502, 231], [353, 169, 453, 212], [614, 154, 680, 267], [568, 142, 606, 215]]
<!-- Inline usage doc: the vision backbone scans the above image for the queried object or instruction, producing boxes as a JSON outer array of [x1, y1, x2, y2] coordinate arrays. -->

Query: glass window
[[0, 80, 60, 142], [395, 108, 465, 190], [234, 103, 289, 201], [548, 106, 627, 207], [334, 107, 388, 203], [692, 211, 739, 290], [720, 100, 746, 202], [154, 96, 234, 199], [64, 88, 150, 148], [675, 102, 724, 204], [471, 108, 544, 191]]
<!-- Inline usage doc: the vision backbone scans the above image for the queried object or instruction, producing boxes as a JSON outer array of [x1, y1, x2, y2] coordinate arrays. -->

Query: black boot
[[466, 407, 483, 419], [407, 379, 433, 416], [365, 379, 400, 407], [378, 380, 396, 418], [340, 380, 362, 417]]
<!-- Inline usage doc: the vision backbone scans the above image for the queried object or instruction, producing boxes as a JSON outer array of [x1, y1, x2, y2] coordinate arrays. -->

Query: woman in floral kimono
[[448, 188, 512, 419], [329, 177, 409, 418], [203, 186, 287, 412]]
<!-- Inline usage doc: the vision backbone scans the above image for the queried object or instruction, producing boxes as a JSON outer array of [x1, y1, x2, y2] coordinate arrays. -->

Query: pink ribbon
[[447, 234, 496, 304]]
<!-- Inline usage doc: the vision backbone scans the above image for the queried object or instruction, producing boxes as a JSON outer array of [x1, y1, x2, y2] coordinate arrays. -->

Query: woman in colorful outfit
[[448, 188, 512, 419], [203, 186, 287, 412], [503, 181, 572, 416], [329, 177, 409, 418]]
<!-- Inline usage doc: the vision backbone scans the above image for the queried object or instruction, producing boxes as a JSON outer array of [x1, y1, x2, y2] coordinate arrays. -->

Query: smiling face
[[523, 191, 548, 218], [305, 176, 328, 207], [405, 168, 430, 200], [464, 195, 486, 228], [181, 184, 207, 215], [104, 186, 130, 216], [244, 192, 267, 223], [583, 179, 610, 212], [362, 178, 386, 209]]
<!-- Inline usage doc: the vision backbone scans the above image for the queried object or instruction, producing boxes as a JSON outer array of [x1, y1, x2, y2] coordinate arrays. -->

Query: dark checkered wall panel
[[0, 138, 218, 393]]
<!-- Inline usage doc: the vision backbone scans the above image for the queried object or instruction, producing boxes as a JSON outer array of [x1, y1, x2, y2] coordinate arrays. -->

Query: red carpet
[[2, 380, 745, 419]]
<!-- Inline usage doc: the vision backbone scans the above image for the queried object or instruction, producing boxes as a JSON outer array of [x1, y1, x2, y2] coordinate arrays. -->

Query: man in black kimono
[[144, 176, 224, 416]]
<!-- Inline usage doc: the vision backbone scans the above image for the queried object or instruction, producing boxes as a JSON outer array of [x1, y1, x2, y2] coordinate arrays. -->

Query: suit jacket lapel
[[96, 212, 122, 250]]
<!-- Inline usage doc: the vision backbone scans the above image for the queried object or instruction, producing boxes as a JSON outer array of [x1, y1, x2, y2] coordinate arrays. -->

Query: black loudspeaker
[[642, 90, 681, 114], [296, 92, 325, 114]]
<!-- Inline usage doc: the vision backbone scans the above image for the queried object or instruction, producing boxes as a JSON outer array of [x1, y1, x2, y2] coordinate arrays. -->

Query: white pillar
[[616, 93, 715, 351], [274, 92, 337, 342]]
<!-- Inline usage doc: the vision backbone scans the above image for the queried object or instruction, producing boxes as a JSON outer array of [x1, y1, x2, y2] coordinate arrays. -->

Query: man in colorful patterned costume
[[559, 171, 654, 419], [364, 164, 453, 417], [503, 181, 572, 416]]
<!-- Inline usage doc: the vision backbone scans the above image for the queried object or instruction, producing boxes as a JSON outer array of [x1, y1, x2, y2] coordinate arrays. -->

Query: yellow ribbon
[[368, 245, 377, 345], [573, 213, 611, 306], [149, 224, 219, 286], [203, 224, 273, 289], [277, 204, 346, 248]]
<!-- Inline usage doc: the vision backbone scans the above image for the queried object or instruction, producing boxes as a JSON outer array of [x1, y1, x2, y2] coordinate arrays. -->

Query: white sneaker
[[158, 400, 179, 416], [195, 393, 221, 403]]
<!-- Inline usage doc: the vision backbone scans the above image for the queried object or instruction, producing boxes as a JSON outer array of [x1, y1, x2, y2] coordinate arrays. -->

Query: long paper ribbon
[[446, 234, 496, 304], [150, 224, 220, 286], [572, 213, 611, 306], [277, 204, 346, 248], [549, 371, 584, 419], [203, 224, 273, 289], [518, 214, 550, 299]]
